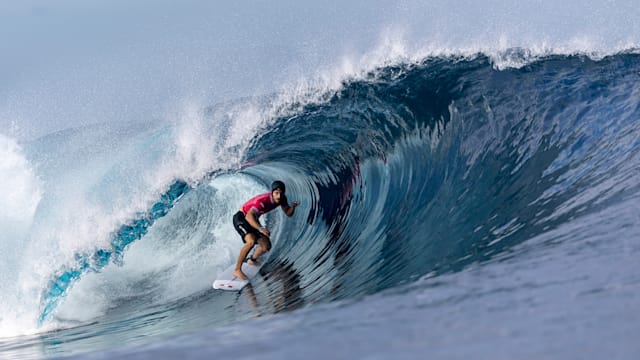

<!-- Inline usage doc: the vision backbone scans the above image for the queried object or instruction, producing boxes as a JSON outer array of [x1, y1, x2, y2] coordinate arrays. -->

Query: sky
[[1, 0, 638, 140]]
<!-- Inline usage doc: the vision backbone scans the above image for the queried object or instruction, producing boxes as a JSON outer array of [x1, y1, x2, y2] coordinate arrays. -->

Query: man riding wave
[[232, 180, 299, 280]]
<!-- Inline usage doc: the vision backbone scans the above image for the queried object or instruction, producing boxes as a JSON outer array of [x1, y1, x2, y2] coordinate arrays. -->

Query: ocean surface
[[1, 2, 640, 359]]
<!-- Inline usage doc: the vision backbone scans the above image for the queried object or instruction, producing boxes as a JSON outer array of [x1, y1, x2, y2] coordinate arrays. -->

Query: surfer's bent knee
[[244, 234, 257, 246], [259, 237, 271, 251]]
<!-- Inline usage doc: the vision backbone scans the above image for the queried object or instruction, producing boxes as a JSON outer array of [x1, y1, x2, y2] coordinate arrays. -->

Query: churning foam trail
[[0, 134, 43, 337], [0, 134, 41, 230], [52, 174, 265, 324], [2, 96, 276, 334]]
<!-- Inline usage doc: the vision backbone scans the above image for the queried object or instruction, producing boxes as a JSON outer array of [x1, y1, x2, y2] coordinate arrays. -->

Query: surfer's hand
[[259, 226, 270, 236], [284, 201, 300, 217]]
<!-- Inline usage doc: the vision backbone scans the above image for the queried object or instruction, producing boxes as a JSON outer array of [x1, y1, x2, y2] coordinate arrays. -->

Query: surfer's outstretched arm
[[284, 201, 300, 217]]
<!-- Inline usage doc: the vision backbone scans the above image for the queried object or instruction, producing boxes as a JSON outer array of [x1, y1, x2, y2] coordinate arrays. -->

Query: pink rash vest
[[241, 192, 288, 218]]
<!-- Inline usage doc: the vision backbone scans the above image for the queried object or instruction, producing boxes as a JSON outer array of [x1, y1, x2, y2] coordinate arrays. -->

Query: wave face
[[1, 53, 640, 359], [244, 53, 640, 299]]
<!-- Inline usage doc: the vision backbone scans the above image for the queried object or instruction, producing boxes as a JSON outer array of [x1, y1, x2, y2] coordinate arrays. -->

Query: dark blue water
[[2, 53, 640, 359]]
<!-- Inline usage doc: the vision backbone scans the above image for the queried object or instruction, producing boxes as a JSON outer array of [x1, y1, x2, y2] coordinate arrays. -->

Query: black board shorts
[[233, 211, 261, 243]]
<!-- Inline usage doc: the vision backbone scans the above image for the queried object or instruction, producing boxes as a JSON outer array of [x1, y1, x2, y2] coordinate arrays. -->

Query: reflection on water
[[246, 259, 304, 315]]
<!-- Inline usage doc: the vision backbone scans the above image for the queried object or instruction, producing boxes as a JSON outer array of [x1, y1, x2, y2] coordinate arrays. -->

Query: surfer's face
[[272, 189, 283, 204]]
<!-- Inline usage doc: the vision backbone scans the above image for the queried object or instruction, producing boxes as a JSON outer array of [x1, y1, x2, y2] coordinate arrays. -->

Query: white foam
[[53, 174, 264, 322], [0, 134, 43, 337], [0, 98, 271, 335], [0, 134, 41, 230], [147, 99, 264, 188]]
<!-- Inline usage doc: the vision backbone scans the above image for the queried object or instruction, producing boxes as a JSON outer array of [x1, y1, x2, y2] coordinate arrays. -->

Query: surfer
[[232, 180, 299, 280]]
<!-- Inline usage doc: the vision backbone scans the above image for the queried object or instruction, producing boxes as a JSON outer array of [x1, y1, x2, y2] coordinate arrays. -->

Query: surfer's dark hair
[[271, 180, 286, 194]]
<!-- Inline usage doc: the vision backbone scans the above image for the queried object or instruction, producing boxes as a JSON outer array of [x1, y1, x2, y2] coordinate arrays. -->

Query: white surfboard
[[213, 261, 261, 291]]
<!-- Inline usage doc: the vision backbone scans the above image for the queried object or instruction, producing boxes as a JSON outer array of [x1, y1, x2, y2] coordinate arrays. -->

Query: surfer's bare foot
[[247, 258, 259, 266], [233, 269, 248, 280]]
